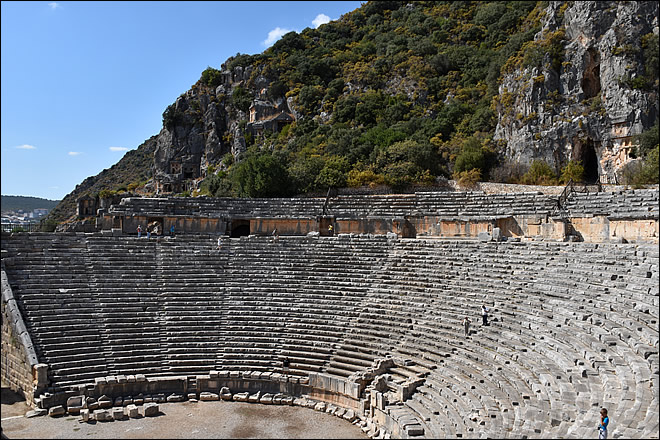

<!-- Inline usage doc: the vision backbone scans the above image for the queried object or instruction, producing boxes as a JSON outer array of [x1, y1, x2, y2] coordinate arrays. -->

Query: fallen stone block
[[334, 407, 346, 418], [220, 387, 232, 401], [232, 392, 249, 402], [143, 403, 159, 417], [111, 407, 125, 420], [200, 392, 219, 401], [273, 394, 284, 405], [187, 393, 198, 401], [167, 393, 184, 402], [98, 395, 113, 409], [282, 395, 294, 406], [127, 404, 139, 418], [314, 402, 326, 412], [48, 405, 66, 417], [343, 409, 357, 422], [66, 396, 84, 415], [248, 392, 261, 403], [94, 409, 110, 422]]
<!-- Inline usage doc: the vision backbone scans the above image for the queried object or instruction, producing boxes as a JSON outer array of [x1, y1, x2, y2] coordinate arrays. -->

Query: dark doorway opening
[[582, 48, 601, 99], [574, 138, 599, 183], [230, 220, 250, 238]]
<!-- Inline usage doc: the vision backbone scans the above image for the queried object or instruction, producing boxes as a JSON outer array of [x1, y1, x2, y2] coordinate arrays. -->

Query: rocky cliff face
[[494, 1, 659, 184], [151, 61, 294, 194]]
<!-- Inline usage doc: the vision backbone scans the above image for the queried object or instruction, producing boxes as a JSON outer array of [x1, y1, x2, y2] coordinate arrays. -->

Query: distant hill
[[1, 195, 60, 213]]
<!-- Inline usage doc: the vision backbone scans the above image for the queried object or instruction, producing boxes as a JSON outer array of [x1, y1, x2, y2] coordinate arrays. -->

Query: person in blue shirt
[[598, 408, 609, 439]]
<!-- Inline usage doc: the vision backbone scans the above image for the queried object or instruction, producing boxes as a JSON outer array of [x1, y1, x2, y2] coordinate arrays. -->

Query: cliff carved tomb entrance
[[572, 136, 600, 183], [582, 48, 601, 99]]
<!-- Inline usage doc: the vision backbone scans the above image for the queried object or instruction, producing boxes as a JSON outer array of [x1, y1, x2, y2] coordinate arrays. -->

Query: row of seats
[[565, 189, 659, 218], [109, 191, 565, 220], [2, 233, 657, 438]]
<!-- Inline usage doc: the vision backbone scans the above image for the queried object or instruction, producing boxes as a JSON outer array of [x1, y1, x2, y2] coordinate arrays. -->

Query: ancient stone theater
[[2, 186, 658, 438]]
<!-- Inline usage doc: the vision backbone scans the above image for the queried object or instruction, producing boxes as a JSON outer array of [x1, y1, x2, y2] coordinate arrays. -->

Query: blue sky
[[1, 1, 362, 201]]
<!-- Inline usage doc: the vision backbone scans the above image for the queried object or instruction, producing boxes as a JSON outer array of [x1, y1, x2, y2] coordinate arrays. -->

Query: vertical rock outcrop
[[494, 1, 658, 183]]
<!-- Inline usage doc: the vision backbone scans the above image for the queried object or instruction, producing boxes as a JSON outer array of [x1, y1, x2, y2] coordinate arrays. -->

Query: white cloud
[[263, 27, 295, 47], [109, 146, 129, 152], [15, 144, 36, 150], [48, 2, 60, 10], [68, 151, 82, 156], [312, 13, 331, 28]]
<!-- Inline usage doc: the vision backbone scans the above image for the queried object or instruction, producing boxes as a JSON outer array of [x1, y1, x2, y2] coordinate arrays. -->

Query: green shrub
[[201, 67, 223, 88], [560, 160, 584, 184], [520, 160, 558, 185], [453, 168, 481, 189]]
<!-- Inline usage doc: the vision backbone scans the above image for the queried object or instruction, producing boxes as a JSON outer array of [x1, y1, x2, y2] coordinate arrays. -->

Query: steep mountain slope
[[44, 1, 659, 227]]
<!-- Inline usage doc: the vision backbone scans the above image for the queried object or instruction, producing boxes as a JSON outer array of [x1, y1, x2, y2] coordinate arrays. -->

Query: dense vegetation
[[197, 1, 554, 196], [193, 1, 657, 197]]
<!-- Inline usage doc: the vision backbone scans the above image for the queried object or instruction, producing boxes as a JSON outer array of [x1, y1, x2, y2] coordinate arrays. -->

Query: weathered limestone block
[[167, 393, 184, 402], [94, 409, 110, 421], [260, 393, 274, 404], [98, 395, 113, 409], [233, 392, 249, 402], [127, 404, 139, 418], [66, 396, 84, 415], [200, 392, 219, 401], [111, 407, 125, 420], [80, 408, 90, 422], [143, 402, 159, 417], [220, 387, 232, 401], [48, 405, 65, 417], [248, 391, 261, 403]]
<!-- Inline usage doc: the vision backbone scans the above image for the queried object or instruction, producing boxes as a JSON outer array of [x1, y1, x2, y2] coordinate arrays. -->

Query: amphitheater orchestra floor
[[1, 387, 366, 439]]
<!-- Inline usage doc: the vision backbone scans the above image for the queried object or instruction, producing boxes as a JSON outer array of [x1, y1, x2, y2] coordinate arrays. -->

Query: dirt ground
[[1, 387, 367, 439]]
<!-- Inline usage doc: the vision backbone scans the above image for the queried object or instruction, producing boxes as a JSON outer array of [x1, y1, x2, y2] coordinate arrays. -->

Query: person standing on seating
[[598, 408, 609, 439], [272, 228, 279, 242], [462, 316, 471, 337], [217, 236, 222, 249], [137, 225, 142, 238], [328, 224, 334, 235], [170, 224, 175, 237], [481, 305, 489, 326]]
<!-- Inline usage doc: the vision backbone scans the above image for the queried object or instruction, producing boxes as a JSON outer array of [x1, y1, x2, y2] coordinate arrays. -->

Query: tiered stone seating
[[565, 188, 659, 218], [2, 232, 657, 439], [2, 234, 107, 387], [83, 236, 164, 377]]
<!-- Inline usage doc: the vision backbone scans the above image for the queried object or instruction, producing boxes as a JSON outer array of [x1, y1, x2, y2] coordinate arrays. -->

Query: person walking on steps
[[598, 408, 609, 439], [462, 316, 471, 337], [137, 225, 142, 239], [170, 225, 175, 237], [328, 224, 334, 236], [481, 305, 489, 326]]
